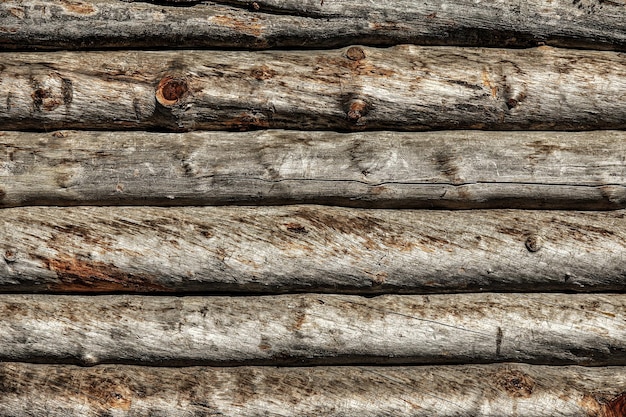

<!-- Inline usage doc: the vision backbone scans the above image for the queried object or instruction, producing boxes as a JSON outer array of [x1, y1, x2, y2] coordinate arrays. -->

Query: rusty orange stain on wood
[[603, 393, 626, 417], [39, 256, 169, 293], [58, 0, 96, 14], [481, 69, 498, 98], [211, 15, 263, 37]]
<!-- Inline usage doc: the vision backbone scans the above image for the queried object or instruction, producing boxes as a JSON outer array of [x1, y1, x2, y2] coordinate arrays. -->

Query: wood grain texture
[[1, 0, 625, 51], [0, 362, 625, 416], [0, 293, 624, 366], [3, 130, 626, 209], [2, 46, 626, 131], [2, 206, 626, 294]]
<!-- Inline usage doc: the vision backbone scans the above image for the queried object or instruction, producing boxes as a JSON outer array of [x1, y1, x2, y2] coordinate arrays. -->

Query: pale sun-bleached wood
[[2, 130, 626, 209], [2, 206, 625, 293], [0, 293, 623, 366], [0, 362, 624, 416], [1, 0, 625, 51], [2, 47, 626, 131]]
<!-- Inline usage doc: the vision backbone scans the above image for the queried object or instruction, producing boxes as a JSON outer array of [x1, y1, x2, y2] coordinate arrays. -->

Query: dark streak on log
[[0, 362, 624, 416], [0, 0, 625, 51]]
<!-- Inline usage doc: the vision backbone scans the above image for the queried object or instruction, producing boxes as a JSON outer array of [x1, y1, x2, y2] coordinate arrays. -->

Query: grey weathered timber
[[2, 46, 626, 131], [0, 293, 624, 366], [3, 130, 626, 210], [2, 206, 626, 294], [0, 362, 625, 417], [1, 0, 625, 51]]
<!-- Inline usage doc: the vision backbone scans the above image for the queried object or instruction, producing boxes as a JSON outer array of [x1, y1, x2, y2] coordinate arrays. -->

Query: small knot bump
[[250, 1, 260, 10], [156, 76, 188, 106], [346, 98, 368, 123], [525, 234, 542, 252], [3, 249, 16, 263], [346, 46, 366, 61]]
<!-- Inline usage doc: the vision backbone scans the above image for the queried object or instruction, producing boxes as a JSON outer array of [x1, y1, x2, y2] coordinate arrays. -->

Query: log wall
[[1, 0, 626, 415]]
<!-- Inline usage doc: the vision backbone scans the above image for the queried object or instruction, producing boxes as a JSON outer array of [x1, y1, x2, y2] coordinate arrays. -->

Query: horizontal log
[[0, 293, 624, 366], [0, 362, 625, 416], [1, 0, 625, 51], [2, 206, 626, 294], [3, 130, 626, 209], [2, 46, 626, 131]]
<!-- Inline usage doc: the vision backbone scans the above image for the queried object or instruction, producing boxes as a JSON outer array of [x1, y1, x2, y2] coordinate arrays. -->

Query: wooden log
[[2, 206, 626, 294], [3, 130, 626, 210], [1, 0, 625, 51], [0, 293, 624, 366], [2, 46, 626, 131], [0, 362, 625, 416]]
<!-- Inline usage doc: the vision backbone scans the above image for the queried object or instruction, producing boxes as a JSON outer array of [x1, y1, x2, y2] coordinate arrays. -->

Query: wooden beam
[[3, 130, 626, 210], [1, 0, 625, 51], [0, 293, 624, 366], [2, 46, 626, 131], [0, 362, 624, 416], [2, 206, 626, 294]]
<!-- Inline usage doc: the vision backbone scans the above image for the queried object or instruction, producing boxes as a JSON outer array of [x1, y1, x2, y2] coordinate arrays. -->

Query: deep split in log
[[2, 206, 626, 294], [0, 362, 625, 416], [0, 293, 624, 366], [2, 130, 626, 210], [1, 0, 625, 51], [1, 46, 626, 131]]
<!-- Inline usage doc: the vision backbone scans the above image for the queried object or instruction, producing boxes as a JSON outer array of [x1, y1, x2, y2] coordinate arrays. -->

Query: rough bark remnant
[[1, 0, 625, 51]]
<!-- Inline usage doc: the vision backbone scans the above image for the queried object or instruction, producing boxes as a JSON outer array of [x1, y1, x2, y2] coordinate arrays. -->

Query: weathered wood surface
[[2, 0, 625, 51], [2, 46, 626, 131], [3, 130, 626, 210], [0, 293, 624, 366], [0, 362, 625, 417], [2, 206, 626, 294]]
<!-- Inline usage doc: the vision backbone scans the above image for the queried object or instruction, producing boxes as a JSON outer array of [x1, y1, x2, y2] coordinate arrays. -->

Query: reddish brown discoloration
[[250, 65, 276, 80], [285, 223, 308, 234], [494, 368, 535, 398], [212, 15, 263, 37], [603, 393, 626, 417], [156, 76, 188, 106], [40, 256, 169, 293], [223, 112, 270, 130], [58, 0, 95, 14]]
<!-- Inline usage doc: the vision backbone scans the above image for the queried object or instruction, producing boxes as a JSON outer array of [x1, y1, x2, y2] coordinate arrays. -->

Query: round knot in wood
[[156, 76, 188, 106], [346, 99, 368, 123], [525, 234, 542, 252], [346, 46, 366, 61]]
